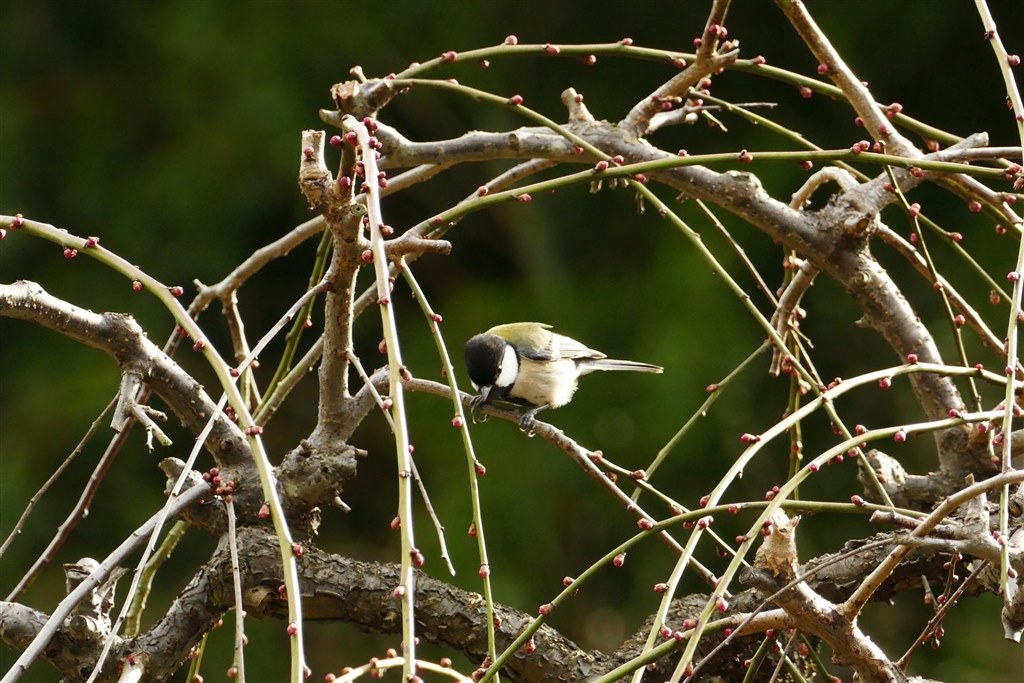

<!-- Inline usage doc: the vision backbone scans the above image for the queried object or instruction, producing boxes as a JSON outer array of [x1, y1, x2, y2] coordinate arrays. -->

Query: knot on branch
[[846, 211, 881, 239], [276, 441, 363, 534], [64, 558, 124, 639]]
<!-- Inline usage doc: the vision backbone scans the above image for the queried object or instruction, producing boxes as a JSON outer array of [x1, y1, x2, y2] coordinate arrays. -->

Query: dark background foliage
[[2, 1, 1022, 680]]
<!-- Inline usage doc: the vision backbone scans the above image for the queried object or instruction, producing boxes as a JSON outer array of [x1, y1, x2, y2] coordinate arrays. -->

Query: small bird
[[464, 322, 663, 432]]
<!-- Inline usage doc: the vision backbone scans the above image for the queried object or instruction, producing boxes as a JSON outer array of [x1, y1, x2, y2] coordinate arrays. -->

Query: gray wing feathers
[[551, 333, 662, 373], [498, 326, 662, 374], [552, 333, 606, 361], [579, 358, 664, 374]]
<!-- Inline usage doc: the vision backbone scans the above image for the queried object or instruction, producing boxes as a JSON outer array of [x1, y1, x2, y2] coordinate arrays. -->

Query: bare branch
[[741, 511, 904, 681], [0, 281, 250, 468], [621, 0, 737, 135]]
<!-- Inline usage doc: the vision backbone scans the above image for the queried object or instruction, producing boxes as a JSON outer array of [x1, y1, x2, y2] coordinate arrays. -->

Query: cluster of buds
[[202, 467, 235, 497]]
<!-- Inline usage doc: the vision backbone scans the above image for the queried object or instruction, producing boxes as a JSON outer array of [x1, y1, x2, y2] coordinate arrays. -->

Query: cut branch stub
[[298, 129, 332, 213], [326, 79, 397, 121]]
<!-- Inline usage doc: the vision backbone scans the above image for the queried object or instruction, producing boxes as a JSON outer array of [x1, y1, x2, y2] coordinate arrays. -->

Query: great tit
[[464, 322, 663, 432]]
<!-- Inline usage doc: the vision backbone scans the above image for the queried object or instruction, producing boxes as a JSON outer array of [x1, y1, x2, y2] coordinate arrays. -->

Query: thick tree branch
[[374, 125, 581, 170], [185, 528, 608, 683], [0, 281, 250, 468]]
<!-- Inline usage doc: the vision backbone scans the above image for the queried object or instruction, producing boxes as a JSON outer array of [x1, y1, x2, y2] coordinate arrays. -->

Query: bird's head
[[464, 333, 519, 402]]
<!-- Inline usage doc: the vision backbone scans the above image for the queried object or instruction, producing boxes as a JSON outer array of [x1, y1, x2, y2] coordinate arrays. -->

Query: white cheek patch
[[495, 344, 519, 388]]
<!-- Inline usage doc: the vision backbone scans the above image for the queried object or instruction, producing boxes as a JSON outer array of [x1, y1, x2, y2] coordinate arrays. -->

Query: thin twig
[[976, 0, 1024, 618], [897, 560, 988, 669], [226, 498, 247, 682], [345, 350, 395, 431], [124, 520, 188, 637], [344, 115, 418, 680], [345, 348, 456, 577], [0, 396, 116, 562], [5, 419, 129, 600]]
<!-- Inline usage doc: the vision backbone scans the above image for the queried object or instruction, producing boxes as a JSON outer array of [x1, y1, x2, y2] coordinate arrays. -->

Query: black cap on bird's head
[[463, 333, 507, 390]]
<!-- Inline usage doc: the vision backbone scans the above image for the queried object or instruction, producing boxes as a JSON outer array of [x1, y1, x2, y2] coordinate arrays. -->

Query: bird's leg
[[518, 405, 550, 436]]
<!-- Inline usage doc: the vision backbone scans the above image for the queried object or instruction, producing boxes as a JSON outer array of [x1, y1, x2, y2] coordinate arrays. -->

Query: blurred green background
[[2, 1, 1022, 680]]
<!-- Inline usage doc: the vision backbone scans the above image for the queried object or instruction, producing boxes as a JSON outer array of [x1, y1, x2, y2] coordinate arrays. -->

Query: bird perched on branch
[[464, 322, 663, 433]]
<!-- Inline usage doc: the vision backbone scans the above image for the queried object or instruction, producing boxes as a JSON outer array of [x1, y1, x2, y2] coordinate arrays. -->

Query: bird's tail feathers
[[583, 358, 663, 374]]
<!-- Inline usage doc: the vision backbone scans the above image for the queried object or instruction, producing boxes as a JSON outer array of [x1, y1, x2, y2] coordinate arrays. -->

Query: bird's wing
[[486, 322, 558, 360], [552, 332, 607, 361], [485, 322, 607, 362]]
